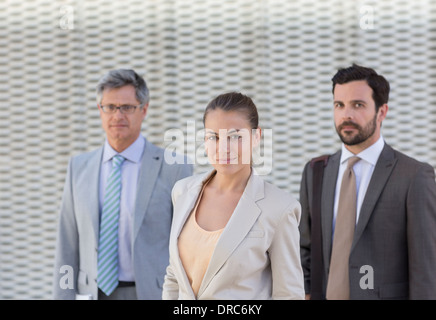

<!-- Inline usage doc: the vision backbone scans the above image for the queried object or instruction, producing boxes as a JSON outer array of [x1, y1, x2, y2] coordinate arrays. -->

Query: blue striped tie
[[97, 155, 125, 296]]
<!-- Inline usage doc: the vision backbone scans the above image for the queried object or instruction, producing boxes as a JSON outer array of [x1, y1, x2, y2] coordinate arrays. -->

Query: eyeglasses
[[100, 105, 142, 114]]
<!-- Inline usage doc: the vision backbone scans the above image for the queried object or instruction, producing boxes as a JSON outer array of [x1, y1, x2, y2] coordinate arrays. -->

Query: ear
[[98, 104, 104, 116], [141, 103, 149, 118], [252, 127, 262, 148], [377, 103, 388, 123]]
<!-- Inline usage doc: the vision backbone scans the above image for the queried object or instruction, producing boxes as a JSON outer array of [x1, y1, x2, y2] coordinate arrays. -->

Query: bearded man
[[299, 64, 436, 300]]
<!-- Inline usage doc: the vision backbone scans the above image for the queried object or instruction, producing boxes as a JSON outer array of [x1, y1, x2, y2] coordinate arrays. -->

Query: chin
[[212, 163, 250, 175]]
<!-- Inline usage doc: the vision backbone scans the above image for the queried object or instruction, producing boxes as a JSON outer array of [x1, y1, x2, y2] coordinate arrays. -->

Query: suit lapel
[[322, 151, 340, 268], [197, 171, 264, 298], [351, 144, 397, 251], [132, 139, 163, 241]]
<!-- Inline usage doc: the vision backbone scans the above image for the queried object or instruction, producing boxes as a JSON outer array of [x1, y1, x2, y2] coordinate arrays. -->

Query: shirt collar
[[103, 134, 145, 164], [340, 135, 385, 166]]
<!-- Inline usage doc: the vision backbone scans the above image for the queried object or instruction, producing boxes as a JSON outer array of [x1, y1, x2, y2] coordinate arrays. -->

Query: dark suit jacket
[[299, 143, 436, 299]]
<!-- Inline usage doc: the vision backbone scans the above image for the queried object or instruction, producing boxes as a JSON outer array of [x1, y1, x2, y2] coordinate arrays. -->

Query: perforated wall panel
[[0, 0, 435, 299]]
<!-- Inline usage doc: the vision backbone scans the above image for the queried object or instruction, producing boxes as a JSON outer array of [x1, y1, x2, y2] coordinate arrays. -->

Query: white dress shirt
[[332, 135, 385, 235], [99, 134, 145, 282]]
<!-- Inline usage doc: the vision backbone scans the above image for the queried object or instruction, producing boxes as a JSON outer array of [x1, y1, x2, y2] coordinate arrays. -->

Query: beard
[[336, 114, 377, 146]]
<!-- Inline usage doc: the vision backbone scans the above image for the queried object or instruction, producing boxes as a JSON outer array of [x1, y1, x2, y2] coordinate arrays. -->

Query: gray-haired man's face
[[98, 85, 148, 152]]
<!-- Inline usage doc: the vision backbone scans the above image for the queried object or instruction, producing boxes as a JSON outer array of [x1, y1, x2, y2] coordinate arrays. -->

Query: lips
[[110, 123, 128, 128], [342, 126, 356, 131], [217, 157, 238, 163]]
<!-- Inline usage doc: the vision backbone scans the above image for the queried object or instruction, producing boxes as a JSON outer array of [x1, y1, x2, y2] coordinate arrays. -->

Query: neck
[[345, 132, 381, 155], [211, 166, 252, 193], [108, 135, 139, 153], [110, 143, 128, 153]]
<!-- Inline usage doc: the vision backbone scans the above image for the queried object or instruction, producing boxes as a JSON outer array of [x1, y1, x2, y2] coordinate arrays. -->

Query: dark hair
[[203, 92, 259, 129], [96, 69, 149, 106], [332, 64, 390, 111]]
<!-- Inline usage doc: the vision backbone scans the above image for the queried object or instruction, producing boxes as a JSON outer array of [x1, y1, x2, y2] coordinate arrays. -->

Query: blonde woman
[[162, 92, 304, 300]]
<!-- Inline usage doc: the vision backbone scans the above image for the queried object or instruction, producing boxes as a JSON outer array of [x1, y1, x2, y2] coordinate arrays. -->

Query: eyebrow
[[351, 100, 367, 104], [334, 99, 367, 105], [205, 129, 241, 135]]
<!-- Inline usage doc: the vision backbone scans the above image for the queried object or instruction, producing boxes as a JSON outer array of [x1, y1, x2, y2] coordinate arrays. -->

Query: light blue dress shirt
[[99, 134, 145, 282]]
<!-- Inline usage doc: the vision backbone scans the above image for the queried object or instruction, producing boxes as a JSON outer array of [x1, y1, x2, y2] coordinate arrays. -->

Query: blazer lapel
[[197, 171, 264, 298], [172, 170, 215, 299], [351, 144, 397, 251], [132, 139, 163, 241], [173, 171, 211, 238], [322, 151, 340, 268]]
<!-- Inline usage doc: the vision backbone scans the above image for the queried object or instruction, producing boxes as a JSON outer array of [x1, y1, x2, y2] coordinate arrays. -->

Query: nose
[[218, 137, 230, 153], [113, 108, 125, 118], [341, 105, 355, 120]]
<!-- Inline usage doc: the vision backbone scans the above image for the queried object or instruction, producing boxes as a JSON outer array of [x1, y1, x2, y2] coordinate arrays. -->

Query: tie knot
[[112, 155, 125, 168], [347, 156, 361, 170]]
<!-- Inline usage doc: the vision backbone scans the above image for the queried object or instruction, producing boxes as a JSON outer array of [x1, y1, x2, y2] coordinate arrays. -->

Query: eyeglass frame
[[99, 104, 144, 114]]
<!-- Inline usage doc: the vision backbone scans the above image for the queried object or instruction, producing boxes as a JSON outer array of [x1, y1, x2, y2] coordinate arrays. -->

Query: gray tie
[[326, 156, 361, 300]]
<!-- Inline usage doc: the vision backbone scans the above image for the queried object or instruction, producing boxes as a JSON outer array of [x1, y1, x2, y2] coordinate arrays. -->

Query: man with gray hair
[[53, 69, 193, 299]]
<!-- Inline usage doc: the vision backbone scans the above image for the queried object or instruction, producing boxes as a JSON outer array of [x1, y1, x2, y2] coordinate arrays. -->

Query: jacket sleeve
[[53, 158, 79, 300], [161, 180, 186, 300], [407, 162, 436, 299], [298, 161, 312, 294], [269, 198, 305, 300]]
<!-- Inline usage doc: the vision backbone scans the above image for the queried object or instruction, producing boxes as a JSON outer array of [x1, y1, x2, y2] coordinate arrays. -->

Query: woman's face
[[204, 108, 260, 175]]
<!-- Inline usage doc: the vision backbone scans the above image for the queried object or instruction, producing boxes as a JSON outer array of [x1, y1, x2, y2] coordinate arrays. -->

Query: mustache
[[338, 121, 361, 131]]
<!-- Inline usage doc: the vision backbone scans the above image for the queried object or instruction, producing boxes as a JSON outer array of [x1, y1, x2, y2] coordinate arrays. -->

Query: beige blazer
[[162, 169, 305, 300]]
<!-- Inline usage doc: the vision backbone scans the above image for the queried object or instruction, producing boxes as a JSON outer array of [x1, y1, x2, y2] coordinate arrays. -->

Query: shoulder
[[263, 179, 299, 208], [144, 139, 187, 162], [69, 148, 102, 168], [386, 145, 435, 175], [172, 171, 211, 201], [261, 177, 292, 197], [305, 151, 339, 169], [256, 176, 301, 223], [392, 148, 429, 166], [301, 151, 340, 179], [173, 173, 201, 190], [144, 139, 193, 174]]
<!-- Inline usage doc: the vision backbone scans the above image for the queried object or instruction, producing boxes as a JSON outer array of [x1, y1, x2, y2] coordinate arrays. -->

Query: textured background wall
[[0, 0, 435, 299]]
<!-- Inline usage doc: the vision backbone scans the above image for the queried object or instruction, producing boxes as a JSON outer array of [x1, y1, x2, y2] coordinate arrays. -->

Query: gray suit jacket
[[299, 143, 436, 299], [53, 138, 193, 299], [163, 169, 305, 300]]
